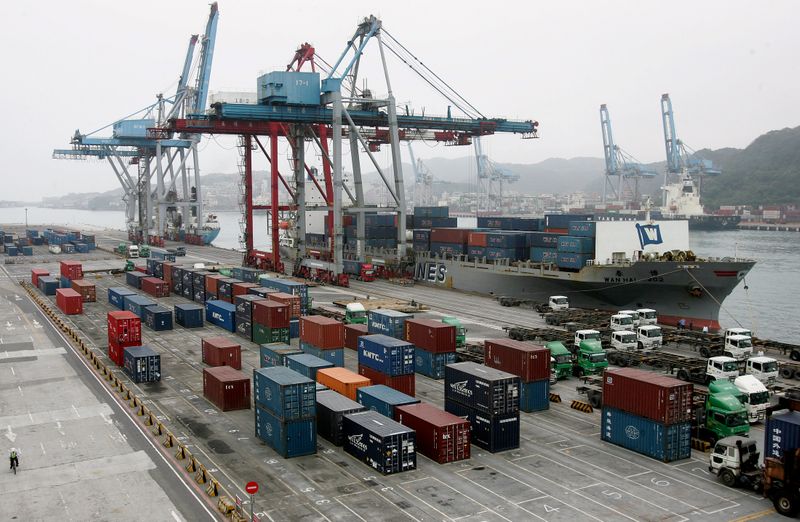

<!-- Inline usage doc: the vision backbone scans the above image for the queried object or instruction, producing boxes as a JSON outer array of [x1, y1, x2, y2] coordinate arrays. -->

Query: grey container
[[316, 390, 366, 445], [342, 410, 416, 475]]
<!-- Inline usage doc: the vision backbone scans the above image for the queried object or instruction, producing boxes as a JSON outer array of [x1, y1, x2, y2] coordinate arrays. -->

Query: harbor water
[[1, 207, 797, 343]]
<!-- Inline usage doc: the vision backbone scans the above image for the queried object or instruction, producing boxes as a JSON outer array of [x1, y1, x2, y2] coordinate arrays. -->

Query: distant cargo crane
[[52, 3, 219, 245], [474, 136, 520, 212], [406, 143, 435, 208], [599, 104, 657, 204], [660, 93, 721, 206], [169, 15, 537, 283]]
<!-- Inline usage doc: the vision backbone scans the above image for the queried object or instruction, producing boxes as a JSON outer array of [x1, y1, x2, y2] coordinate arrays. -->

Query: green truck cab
[[442, 316, 466, 348], [344, 303, 367, 325], [571, 330, 609, 377], [546, 341, 573, 380], [702, 393, 750, 445], [708, 380, 747, 403]]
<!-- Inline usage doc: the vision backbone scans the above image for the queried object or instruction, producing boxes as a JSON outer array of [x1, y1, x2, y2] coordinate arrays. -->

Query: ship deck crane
[[52, 3, 219, 245], [599, 104, 657, 204], [168, 15, 537, 283], [660, 93, 721, 206]]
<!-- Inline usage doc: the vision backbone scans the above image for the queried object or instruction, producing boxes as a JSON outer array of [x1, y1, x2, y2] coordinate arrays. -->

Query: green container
[[253, 324, 290, 345]]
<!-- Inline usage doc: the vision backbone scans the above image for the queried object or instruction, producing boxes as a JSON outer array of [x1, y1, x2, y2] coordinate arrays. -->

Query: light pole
[[24, 208, 28, 229]]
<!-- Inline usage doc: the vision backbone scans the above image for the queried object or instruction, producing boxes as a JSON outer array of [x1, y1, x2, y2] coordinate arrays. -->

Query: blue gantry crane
[[474, 136, 520, 211], [599, 103, 657, 203], [169, 15, 537, 282], [52, 3, 219, 245]]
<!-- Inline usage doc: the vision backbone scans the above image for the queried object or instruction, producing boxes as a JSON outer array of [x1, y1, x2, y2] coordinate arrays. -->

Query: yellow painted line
[[729, 508, 776, 522]]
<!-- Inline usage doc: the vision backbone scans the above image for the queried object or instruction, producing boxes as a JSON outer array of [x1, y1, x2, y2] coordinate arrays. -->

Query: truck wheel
[[677, 369, 689, 381], [781, 368, 794, 380], [773, 491, 799, 517], [700, 347, 710, 358], [792, 350, 800, 362], [574, 367, 584, 378], [719, 469, 736, 488], [638, 342, 644, 351], [589, 394, 602, 409]]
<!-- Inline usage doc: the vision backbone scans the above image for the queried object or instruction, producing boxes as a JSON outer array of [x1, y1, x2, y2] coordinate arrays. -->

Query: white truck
[[725, 334, 754, 361], [733, 375, 769, 423], [618, 310, 641, 327], [637, 325, 663, 350], [636, 308, 658, 325], [574, 329, 602, 346], [725, 327, 753, 340], [549, 295, 569, 311], [707, 356, 742, 383], [745, 355, 779, 386], [610, 314, 636, 332], [127, 245, 139, 259], [610, 330, 638, 352]]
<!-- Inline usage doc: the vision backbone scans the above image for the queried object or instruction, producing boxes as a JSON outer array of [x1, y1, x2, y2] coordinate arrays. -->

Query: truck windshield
[[351, 311, 367, 319], [555, 354, 572, 365], [723, 361, 739, 372], [619, 334, 637, 343], [589, 353, 607, 363], [642, 311, 656, 319], [553, 298, 567, 305], [616, 317, 632, 324], [762, 361, 779, 373], [583, 333, 601, 341], [737, 338, 752, 348], [726, 412, 748, 426], [647, 329, 662, 338], [750, 391, 770, 405]]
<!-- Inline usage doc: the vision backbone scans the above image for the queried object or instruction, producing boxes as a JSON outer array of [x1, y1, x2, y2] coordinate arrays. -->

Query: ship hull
[[413, 255, 754, 331], [657, 214, 741, 231]]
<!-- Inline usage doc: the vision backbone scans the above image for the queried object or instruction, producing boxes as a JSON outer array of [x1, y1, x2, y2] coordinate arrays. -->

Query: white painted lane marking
[[0, 403, 114, 430], [2, 347, 67, 358], [9, 366, 14, 376]]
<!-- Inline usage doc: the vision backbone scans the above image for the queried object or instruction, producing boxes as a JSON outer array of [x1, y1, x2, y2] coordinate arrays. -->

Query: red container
[[252, 300, 290, 329], [467, 232, 487, 247], [141, 277, 170, 298], [544, 227, 568, 234], [358, 365, 415, 396], [162, 262, 176, 284], [268, 292, 301, 318], [108, 343, 126, 366], [394, 403, 470, 464], [203, 366, 250, 411], [56, 288, 83, 315], [133, 266, 147, 273], [484, 339, 550, 383], [59, 261, 83, 280], [31, 269, 49, 287], [405, 319, 456, 354], [232, 282, 258, 299], [205, 274, 225, 294], [300, 316, 344, 349], [201, 337, 242, 369], [107, 311, 142, 346], [603, 368, 694, 425], [344, 324, 368, 350], [430, 228, 470, 244], [70, 279, 97, 302]]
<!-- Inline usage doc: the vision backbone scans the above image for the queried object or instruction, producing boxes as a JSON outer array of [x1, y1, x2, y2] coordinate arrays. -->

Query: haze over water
[[2, 207, 796, 343]]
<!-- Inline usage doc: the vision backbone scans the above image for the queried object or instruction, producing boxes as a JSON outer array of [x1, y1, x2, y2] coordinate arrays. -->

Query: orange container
[[316, 367, 371, 401]]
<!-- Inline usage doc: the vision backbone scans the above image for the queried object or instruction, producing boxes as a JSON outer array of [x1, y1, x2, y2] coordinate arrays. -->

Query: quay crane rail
[[167, 14, 537, 283]]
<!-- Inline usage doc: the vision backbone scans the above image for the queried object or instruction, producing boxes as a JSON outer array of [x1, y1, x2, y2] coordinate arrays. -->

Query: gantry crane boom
[[599, 104, 656, 203]]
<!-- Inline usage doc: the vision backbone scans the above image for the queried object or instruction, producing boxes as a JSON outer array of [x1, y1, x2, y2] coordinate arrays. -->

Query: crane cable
[[683, 269, 744, 328], [382, 29, 485, 119]]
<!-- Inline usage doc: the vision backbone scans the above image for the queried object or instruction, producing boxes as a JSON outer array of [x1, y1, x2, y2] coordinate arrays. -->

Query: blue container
[[358, 335, 415, 376], [557, 236, 594, 254], [445, 400, 520, 453], [412, 229, 431, 243], [182, 281, 194, 300], [519, 380, 550, 412], [257, 277, 309, 314], [26, 229, 39, 238], [414, 349, 456, 380], [59, 276, 71, 289], [193, 286, 206, 303], [529, 247, 558, 263], [6, 246, 18, 256], [22, 246, 33, 256], [364, 214, 398, 227], [206, 300, 236, 332], [444, 362, 520, 415], [257, 71, 321, 106], [126, 271, 148, 289], [62, 244, 75, 254], [765, 411, 800, 459], [414, 216, 457, 229], [235, 317, 252, 341], [342, 410, 417, 475], [601, 407, 691, 462], [254, 404, 317, 458], [527, 232, 561, 248], [123, 345, 161, 384], [108, 287, 136, 309], [286, 353, 334, 381], [485, 247, 526, 261], [247, 287, 275, 298], [544, 214, 593, 230], [175, 303, 204, 328], [113, 119, 154, 138], [253, 366, 316, 420], [368, 309, 412, 339], [301, 343, 344, 367], [142, 305, 173, 331], [356, 385, 420, 419], [260, 343, 303, 368], [569, 221, 597, 237], [556, 252, 593, 270], [429, 242, 465, 256], [124, 295, 157, 317], [235, 294, 264, 321], [192, 271, 209, 291], [414, 206, 449, 218], [468, 246, 486, 258], [289, 318, 299, 339], [39, 276, 59, 295], [74, 243, 88, 254], [485, 232, 528, 248]]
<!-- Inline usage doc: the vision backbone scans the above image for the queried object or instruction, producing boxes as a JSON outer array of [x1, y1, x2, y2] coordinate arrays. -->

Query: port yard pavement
[[0, 266, 216, 521], [0, 228, 775, 521]]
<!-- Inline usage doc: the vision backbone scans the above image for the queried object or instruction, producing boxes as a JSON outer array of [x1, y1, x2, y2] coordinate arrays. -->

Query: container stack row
[[601, 368, 693, 462], [405, 318, 457, 380], [300, 315, 344, 366], [357, 334, 416, 396], [253, 366, 317, 458], [484, 339, 550, 412]]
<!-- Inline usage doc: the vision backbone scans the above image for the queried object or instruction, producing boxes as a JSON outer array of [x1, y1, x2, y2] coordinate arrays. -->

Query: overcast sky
[[2, 0, 798, 201]]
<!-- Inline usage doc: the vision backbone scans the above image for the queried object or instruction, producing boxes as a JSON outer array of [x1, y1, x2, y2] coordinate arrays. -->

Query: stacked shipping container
[[300, 316, 344, 366], [395, 403, 470, 464], [202, 337, 242, 369], [253, 366, 317, 458], [405, 318, 457, 379], [251, 300, 290, 344], [107, 310, 141, 366], [357, 334, 416, 396], [342, 410, 416, 475], [601, 368, 693, 462], [203, 366, 250, 411], [484, 339, 550, 412]]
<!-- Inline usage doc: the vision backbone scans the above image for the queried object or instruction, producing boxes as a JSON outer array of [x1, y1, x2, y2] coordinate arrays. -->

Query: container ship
[[656, 175, 741, 231], [410, 208, 753, 331]]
